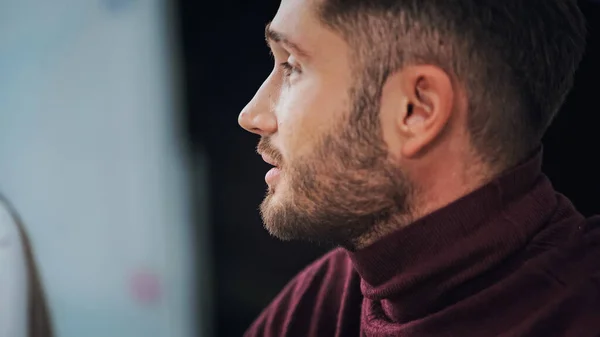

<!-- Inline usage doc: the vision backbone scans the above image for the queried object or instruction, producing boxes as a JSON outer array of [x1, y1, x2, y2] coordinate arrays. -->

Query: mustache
[[257, 137, 284, 166]]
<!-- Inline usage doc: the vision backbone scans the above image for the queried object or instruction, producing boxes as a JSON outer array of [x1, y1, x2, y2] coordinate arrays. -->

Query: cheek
[[276, 81, 349, 158]]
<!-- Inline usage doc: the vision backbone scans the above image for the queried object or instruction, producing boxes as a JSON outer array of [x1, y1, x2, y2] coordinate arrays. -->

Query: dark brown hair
[[317, 0, 587, 169]]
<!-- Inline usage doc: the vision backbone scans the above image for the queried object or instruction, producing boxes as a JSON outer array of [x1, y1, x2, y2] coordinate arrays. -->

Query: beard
[[258, 82, 414, 250]]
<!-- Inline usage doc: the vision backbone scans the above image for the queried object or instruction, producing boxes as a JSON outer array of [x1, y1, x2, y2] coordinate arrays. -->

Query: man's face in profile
[[239, 0, 413, 248]]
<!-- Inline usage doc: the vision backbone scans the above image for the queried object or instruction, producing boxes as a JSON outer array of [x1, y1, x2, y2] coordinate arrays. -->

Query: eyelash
[[280, 61, 300, 78]]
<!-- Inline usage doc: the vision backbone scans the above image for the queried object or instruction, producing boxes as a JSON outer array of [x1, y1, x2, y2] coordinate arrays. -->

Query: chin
[[260, 189, 294, 239], [266, 173, 288, 197], [262, 184, 285, 212]]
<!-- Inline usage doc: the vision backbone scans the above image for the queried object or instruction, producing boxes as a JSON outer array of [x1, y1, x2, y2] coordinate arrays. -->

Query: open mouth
[[261, 154, 279, 168], [260, 154, 282, 184], [265, 167, 281, 184]]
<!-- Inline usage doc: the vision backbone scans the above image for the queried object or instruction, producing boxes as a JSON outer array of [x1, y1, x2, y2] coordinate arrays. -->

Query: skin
[[238, 0, 487, 250]]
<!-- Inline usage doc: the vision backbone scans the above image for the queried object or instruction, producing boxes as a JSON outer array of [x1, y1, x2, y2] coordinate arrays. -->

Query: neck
[[354, 151, 490, 250], [346, 148, 555, 325]]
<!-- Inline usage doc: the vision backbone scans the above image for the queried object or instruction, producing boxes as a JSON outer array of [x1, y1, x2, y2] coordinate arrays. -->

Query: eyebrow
[[265, 23, 310, 59]]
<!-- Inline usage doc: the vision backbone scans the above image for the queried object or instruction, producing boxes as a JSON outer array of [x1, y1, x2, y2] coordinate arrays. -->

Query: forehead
[[271, 0, 349, 67], [271, 0, 317, 31]]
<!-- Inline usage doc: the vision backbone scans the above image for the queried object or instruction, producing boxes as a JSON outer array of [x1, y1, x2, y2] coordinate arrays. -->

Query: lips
[[261, 154, 280, 168], [260, 153, 282, 186]]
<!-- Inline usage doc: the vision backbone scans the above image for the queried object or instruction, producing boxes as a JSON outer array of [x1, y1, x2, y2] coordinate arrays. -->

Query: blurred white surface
[[0, 0, 199, 336], [0, 202, 27, 337]]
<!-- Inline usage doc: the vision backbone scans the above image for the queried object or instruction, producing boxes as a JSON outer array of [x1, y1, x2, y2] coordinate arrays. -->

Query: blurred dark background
[[176, 1, 600, 336]]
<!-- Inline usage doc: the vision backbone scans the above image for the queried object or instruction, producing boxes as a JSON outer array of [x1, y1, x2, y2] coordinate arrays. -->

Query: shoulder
[[294, 248, 355, 287], [519, 215, 600, 334], [244, 248, 361, 337], [561, 215, 600, 279], [581, 216, 600, 277], [0, 200, 28, 337], [582, 215, 600, 245], [267, 247, 356, 302], [528, 216, 600, 336], [526, 214, 600, 288]]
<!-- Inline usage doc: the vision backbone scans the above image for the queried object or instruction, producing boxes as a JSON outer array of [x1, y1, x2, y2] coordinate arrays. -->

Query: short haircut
[[317, 0, 587, 168]]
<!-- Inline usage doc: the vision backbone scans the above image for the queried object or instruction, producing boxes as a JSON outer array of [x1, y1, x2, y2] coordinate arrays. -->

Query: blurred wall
[[0, 0, 205, 336]]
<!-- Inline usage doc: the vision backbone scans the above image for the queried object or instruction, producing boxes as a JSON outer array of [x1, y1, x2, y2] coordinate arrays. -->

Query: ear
[[383, 65, 455, 158]]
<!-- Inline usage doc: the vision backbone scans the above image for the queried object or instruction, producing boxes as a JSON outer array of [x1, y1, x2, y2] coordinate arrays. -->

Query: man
[[238, 0, 599, 336]]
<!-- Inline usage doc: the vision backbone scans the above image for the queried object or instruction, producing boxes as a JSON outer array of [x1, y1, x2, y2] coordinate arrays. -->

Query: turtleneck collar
[[347, 148, 557, 323]]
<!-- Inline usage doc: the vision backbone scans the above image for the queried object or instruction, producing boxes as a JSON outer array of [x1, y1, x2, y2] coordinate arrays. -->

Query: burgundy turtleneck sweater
[[244, 151, 600, 337]]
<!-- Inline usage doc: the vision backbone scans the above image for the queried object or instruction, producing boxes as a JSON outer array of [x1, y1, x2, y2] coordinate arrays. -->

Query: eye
[[279, 57, 301, 79], [280, 62, 296, 76]]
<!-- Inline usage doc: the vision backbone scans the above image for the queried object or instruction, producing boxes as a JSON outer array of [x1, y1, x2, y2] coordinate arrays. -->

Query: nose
[[238, 79, 278, 136]]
